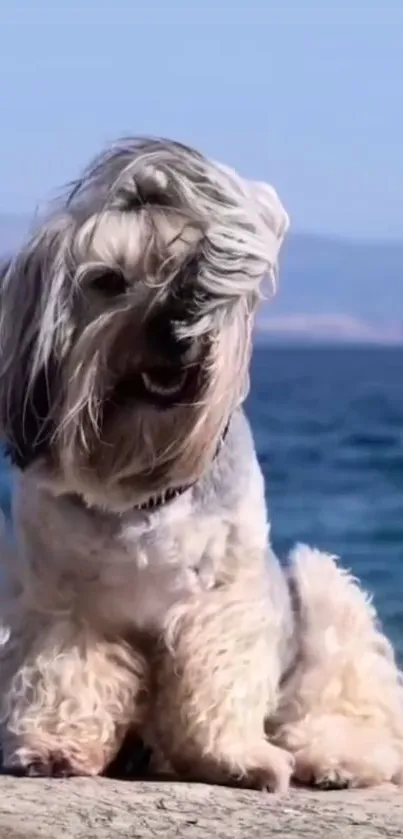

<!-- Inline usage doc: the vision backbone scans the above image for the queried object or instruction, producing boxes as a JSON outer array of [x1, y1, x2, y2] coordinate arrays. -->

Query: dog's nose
[[147, 312, 193, 361]]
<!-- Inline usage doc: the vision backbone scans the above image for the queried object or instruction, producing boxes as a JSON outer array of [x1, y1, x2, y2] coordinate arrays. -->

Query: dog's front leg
[[0, 616, 148, 777], [151, 575, 295, 793]]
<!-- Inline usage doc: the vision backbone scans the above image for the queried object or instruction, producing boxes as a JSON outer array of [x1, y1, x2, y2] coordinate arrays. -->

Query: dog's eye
[[89, 271, 128, 297]]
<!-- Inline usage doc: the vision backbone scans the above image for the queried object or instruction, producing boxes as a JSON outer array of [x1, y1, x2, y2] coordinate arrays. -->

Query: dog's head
[[0, 138, 289, 510]]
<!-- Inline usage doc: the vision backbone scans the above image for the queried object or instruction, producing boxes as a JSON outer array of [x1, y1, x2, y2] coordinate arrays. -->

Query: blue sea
[[0, 346, 401, 660], [247, 345, 403, 662]]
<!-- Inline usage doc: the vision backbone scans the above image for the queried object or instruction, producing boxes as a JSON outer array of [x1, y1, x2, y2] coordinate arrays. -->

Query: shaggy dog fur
[[0, 137, 402, 790]]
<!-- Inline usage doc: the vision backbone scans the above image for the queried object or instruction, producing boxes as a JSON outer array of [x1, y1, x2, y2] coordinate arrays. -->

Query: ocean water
[[247, 345, 403, 662], [0, 346, 401, 660]]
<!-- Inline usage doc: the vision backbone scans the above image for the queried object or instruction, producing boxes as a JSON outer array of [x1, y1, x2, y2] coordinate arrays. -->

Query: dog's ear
[[0, 218, 71, 470]]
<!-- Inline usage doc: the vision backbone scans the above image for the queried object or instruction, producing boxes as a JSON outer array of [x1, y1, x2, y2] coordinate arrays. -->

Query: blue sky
[[1, 1, 402, 239]]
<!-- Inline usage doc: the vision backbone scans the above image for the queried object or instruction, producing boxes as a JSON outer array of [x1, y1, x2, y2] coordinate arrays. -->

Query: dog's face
[[0, 138, 289, 510]]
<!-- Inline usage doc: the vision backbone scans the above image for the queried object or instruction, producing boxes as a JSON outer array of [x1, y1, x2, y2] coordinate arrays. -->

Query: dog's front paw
[[223, 741, 294, 793], [170, 739, 295, 793], [2, 745, 100, 778], [16, 752, 77, 778], [246, 742, 295, 794]]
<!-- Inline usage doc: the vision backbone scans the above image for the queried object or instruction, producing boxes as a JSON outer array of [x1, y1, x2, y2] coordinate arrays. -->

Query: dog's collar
[[133, 418, 230, 512], [134, 482, 193, 512]]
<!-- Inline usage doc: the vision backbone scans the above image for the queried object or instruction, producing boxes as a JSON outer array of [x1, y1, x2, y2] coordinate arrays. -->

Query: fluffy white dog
[[0, 137, 402, 790]]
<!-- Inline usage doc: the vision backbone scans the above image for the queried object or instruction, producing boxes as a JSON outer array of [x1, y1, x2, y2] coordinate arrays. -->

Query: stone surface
[[0, 777, 402, 838]]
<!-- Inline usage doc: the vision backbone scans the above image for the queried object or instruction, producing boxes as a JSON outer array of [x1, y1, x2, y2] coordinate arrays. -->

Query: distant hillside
[[1, 214, 402, 343], [271, 233, 403, 319], [257, 233, 403, 343]]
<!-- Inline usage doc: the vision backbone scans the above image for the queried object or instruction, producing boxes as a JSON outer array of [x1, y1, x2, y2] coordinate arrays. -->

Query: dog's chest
[[96, 499, 230, 633]]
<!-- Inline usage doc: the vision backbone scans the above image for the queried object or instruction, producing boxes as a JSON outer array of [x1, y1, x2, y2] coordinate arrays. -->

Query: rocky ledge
[[1, 777, 402, 838]]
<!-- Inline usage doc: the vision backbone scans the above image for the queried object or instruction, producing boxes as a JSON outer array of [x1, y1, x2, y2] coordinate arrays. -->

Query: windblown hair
[[0, 137, 289, 509]]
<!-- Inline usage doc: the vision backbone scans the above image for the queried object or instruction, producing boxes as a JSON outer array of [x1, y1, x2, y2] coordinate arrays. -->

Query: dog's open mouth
[[109, 364, 197, 408], [140, 367, 187, 398]]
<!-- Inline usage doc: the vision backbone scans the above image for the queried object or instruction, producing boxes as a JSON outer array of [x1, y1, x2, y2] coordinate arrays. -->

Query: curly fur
[[270, 546, 403, 788], [0, 136, 402, 790]]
